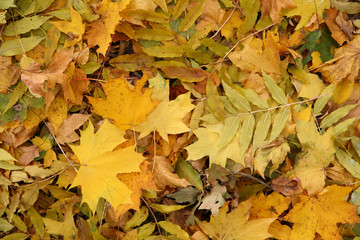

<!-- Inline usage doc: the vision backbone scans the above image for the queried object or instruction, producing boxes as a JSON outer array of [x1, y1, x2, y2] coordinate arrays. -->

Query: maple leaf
[[250, 191, 290, 219], [115, 160, 158, 217], [198, 201, 275, 240], [85, 0, 130, 55], [185, 123, 243, 167], [260, 0, 296, 23], [21, 47, 74, 108], [134, 92, 194, 142], [43, 202, 78, 240], [51, 7, 85, 48], [294, 120, 335, 194], [317, 35, 360, 83], [88, 75, 159, 131], [228, 35, 282, 77], [284, 185, 360, 240], [284, 0, 331, 30], [70, 120, 144, 212]]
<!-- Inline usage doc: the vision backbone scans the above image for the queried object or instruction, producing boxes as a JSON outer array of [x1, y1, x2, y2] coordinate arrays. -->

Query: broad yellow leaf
[[284, 0, 331, 30], [85, 0, 130, 55], [88, 75, 159, 131], [285, 185, 360, 240], [198, 201, 275, 240], [185, 123, 243, 167], [294, 120, 335, 194], [51, 8, 85, 48], [134, 92, 194, 142], [70, 120, 144, 212]]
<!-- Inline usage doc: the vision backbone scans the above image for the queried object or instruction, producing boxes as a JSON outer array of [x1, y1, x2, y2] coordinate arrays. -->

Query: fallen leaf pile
[[0, 0, 360, 239]]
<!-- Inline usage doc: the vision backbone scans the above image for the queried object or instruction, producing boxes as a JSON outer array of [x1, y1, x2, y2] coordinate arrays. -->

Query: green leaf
[[320, 104, 357, 129], [262, 70, 287, 105], [179, 0, 206, 32], [158, 221, 190, 240], [218, 116, 242, 148], [172, 0, 190, 19], [239, 114, 255, 158], [298, 28, 337, 64], [142, 45, 184, 58], [333, 118, 356, 136], [125, 207, 148, 231], [313, 83, 335, 116], [175, 160, 203, 190], [150, 203, 189, 213], [269, 107, 290, 141], [0, 218, 14, 232], [223, 81, 251, 112], [336, 148, 360, 178], [3, 16, 51, 36], [238, 0, 260, 36], [331, 0, 360, 14], [0, 36, 45, 56], [253, 111, 271, 149]]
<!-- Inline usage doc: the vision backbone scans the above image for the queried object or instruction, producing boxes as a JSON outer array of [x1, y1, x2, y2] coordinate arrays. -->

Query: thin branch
[[231, 171, 272, 189]]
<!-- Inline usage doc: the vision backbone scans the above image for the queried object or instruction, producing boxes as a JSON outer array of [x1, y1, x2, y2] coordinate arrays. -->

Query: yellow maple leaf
[[51, 7, 85, 48], [294, 120, 335, 194], [198, 201, 275, 240], [115, 160, 158, 216], [284, 185, 360, 240], [88, 75, 159, 131], [250, 191, 291, 220], [134, 92, 194, 142], [85, 0, 130, 55], [284, 0, 330, 30], [70, 120, 144, 212]]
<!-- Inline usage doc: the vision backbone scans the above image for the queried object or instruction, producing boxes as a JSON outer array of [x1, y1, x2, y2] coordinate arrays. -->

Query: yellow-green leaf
[[0, 36, 45, 56], [320, 104, 357, 129], [269, 107, 290, 142], [179, 0, 206, 32], [262, 70, 287, 105], [150, 204, 189, 213]]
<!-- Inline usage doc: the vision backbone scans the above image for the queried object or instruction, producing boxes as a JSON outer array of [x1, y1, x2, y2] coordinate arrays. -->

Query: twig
[[141, 196, 162, 235], [231, 171, 272, 189]]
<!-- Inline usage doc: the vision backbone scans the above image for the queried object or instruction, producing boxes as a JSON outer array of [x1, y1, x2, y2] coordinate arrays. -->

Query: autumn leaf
[[294, 120, 335, 194], [51, 7, 85, 48], [198, 201, 276, 240], [260, 0, 296, 23], [88, 75, 159, 131], [284, 185, 360, 240], [185, 123, 243, 167], [317, 35, 360, 83], [134, 92, 194, 142], [284, 0, 331, 30], [115, 161, 158, 216], [85, 0, 130, 55], [69, 120, 144, 212]]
